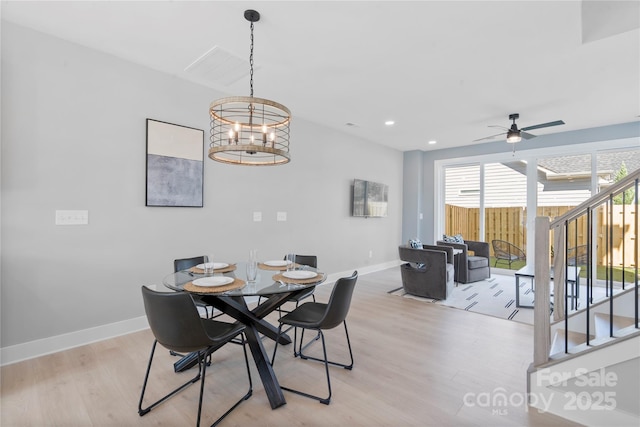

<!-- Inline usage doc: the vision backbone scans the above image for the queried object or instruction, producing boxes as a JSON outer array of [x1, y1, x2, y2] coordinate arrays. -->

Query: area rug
[[389, 274, 535, 325]]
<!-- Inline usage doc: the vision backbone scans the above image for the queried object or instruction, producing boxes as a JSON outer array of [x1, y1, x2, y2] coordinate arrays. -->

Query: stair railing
[[533, 169, 639, 366]]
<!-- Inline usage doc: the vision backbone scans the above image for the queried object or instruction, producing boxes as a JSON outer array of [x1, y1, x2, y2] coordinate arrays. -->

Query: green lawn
[[490, 257, 638, 283], [490, 257, 527, 271]]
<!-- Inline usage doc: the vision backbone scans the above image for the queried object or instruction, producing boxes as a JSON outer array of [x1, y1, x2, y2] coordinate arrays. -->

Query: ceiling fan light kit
[[208, 9, 292, 166], [506, 114, 522, 143], [506, 132, 521, 143]]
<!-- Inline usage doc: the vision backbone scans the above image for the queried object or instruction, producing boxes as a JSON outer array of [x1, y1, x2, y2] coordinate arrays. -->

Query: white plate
[[192, 277, 234, 287], [283, 270, 317, 280], [264, 260, 288, 267], [196, 262, 229, 270]]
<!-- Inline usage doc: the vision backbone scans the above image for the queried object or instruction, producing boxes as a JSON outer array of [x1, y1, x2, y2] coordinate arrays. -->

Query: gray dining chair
[[174, 256, 215, 319], [257, 254, 318, 311], [257, 255, 320, 356], [138, 286, 252, 427], [280, 254, 318, 309], [270, 271, 358, 405]]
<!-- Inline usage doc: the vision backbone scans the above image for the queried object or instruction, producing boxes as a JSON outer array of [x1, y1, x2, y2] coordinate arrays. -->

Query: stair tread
[[589, 336, 615, 346], [567, 342, 591, 354], [614, 324, 639, 337], [595, 312, 637, 338], [548, 351, 572, 361], [549, 329, 593, 356]]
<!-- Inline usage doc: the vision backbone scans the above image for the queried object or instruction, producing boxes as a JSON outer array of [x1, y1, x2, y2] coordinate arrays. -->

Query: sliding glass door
[[484, 161, 528, 269], [438, 142, 639, 272]]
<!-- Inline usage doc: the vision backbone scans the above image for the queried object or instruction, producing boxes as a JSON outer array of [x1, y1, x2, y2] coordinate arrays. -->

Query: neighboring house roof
[[538, 150, 640, 178], [446, 149, 640, 208]]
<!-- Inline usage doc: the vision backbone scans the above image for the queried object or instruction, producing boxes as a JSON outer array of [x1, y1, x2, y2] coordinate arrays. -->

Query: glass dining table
[[162, 260, 326, 409]]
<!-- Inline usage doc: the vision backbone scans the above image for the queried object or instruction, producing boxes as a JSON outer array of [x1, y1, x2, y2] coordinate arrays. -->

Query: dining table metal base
[[163, 266, 324, 411], [199, 291, 311, 409]]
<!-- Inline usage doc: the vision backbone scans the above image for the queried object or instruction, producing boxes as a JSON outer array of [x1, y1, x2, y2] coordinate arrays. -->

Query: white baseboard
[[1, 316, 150, 366], [327, 259, 402, 284], [0, 261, 401, 366]]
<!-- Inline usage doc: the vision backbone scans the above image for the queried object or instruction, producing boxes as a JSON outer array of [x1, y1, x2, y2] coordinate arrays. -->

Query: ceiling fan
[[474, 113, 565, 143]]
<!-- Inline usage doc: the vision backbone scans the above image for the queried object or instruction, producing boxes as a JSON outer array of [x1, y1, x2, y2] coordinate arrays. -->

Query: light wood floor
[[1, 267, 582, 426]]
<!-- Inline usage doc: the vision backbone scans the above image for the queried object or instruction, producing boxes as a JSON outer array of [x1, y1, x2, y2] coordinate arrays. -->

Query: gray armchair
[[398, 244, 455, 300], [437, 239, 490, 284]]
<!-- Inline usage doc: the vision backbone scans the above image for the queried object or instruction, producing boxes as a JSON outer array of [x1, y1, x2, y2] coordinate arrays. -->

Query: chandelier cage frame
[[208, 9, 291, 166]]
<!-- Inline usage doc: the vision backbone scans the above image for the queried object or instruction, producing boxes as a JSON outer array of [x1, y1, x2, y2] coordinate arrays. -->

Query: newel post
[[533, 216, 551, 366]]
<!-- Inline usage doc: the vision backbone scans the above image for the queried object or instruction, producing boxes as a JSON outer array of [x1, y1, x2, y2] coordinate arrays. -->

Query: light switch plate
[[277, 211, 287, 221], [55, 210, 89, 225], [253, 211, 262, 222]]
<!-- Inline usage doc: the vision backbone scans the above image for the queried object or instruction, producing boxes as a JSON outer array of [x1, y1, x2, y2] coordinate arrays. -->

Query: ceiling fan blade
[[473, 131, 507, 142], [521, 131, 536, 140], [488, 125, 509, 131], [521, 120, 565, 132]]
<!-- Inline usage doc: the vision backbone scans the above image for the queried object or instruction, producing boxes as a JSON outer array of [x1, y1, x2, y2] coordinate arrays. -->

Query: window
[[444, 164, 480, 241]]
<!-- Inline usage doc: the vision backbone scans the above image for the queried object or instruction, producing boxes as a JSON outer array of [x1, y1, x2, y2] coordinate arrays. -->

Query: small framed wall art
[[145, 119, 204, 207]]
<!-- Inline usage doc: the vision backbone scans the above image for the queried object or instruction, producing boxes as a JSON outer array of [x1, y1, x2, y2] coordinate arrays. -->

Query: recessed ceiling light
[[428, 140, 437, 145], [385, 120, 395, 126]]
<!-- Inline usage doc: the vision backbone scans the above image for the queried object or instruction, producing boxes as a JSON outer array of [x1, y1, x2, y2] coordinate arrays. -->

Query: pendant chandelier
[[209, 9, 291, 166]]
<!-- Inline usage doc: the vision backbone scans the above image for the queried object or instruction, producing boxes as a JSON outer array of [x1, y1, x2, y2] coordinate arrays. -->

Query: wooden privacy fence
[[445, 204, 636, 267]]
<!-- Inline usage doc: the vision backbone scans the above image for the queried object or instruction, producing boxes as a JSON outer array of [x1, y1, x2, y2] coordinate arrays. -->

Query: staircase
[[527, 170, 639, 426]]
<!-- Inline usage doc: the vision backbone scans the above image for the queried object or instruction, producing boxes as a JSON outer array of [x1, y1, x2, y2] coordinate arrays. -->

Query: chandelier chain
[[249, 21, 254, 98]]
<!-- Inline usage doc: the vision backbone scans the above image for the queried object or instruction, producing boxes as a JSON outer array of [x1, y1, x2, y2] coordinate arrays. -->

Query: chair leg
[[270, 324, 283, 367], [272, 321, 354, 405], [282, 330, 332, 404], [271, 325, 332, 404], [290, 297, 319, 357], [138, 340, 201, 417], [298, 321, 354, 370], [140, 336, 252, 427], [292, 324, 320, 358], [207, 333, 253, 427]]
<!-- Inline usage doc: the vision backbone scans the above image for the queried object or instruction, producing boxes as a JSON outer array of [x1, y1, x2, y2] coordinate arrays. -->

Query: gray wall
[[0, 23, 403, 350], [403, 121, 640, 245], [401, 151, 422, 243]]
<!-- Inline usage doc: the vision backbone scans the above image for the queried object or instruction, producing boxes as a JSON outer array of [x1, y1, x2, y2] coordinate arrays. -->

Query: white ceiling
[[2, 0, 639, 152]]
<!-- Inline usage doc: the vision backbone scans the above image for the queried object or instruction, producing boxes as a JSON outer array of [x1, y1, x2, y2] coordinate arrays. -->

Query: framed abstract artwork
[[145, 119, 204, 207]]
